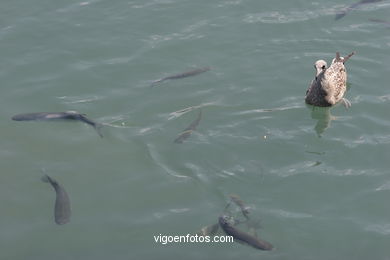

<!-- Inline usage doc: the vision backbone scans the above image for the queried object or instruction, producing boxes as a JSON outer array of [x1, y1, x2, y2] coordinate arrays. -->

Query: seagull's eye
[[322, 65, 326, 70]]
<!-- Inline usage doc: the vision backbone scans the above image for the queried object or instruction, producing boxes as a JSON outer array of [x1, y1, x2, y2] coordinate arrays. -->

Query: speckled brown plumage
[[305, 52, 355, 107]]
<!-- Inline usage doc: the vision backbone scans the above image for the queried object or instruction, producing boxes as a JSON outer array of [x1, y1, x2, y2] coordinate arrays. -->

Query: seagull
[[305, 52, 355, 108]]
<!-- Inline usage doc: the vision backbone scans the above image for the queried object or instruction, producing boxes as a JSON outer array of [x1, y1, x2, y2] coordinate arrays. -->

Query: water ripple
[[267, 208, 313, 219], [375, 181, 390, 191], [270, 162, 381, 178], [144, 19, 209, 47], [235, 104, 303, 115], [129, 0, 175, 9], [243, 7, 336, 24], [243, 3, 390, 24], [57, 95, 103, 104], [168, 101, 218, 120], [365, 223, 390, 235], [146, 143, 189, 179]]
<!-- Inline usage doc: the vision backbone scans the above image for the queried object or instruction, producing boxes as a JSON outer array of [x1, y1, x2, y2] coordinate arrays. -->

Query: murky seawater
[[1, 0, 390, 259]]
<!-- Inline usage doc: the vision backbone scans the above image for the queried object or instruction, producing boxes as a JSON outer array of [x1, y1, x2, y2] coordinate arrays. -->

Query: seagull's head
[[314, 60, 327, 77]]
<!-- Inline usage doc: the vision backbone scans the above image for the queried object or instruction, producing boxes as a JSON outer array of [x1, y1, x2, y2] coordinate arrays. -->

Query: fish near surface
[[174, 110, 202, 143], [196, 223, 220, 237], [305, 52, 355, 108], [151, 67, 210, 86], [42, 175, 71, 225], [12, 111, 103, 137], [218, 215, 273, 251], [369, 18, 390, 28], [229, 194, 250, 219], [335, 0, 383, 20]]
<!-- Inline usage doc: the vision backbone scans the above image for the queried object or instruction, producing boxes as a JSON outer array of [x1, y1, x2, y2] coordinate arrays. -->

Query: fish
[[229, 194, 250, 219], [41, 175, 71, 225], [219, 215, 273, 251], [174, 110, 202, 143], [305, 151, 326, 155], [12, 111, 103, 137], [310, 161, 322, 167], [195, 223, 220, 237], [335, 0, 383, 20], [369, 18, 390, 28], [151, 67, 210, 86], [305, 52, 355, 108]]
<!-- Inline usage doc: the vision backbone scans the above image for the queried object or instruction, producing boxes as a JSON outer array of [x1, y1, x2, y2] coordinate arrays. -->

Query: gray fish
[[335, 0, 383, 20], [369, 18, 390, 28], [311, 161, 322, 167], [174, 110, 202, 144], [151, 67, 210, 86], [229, 194, 250, 219], [305, 150, 326, 155], [219, 215, 273, 251], [42, 175, 71, 225], [12, 111, 103, 137]]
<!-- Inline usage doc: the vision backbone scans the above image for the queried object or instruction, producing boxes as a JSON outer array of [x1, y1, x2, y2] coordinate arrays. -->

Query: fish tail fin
[[197, 109, 202, 119], [150, 79, 163, 87], [335, 11, 346, 20], [94, 123, 104, 138], [173, 137, 183, 144], [41, 174, 54, 184]]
